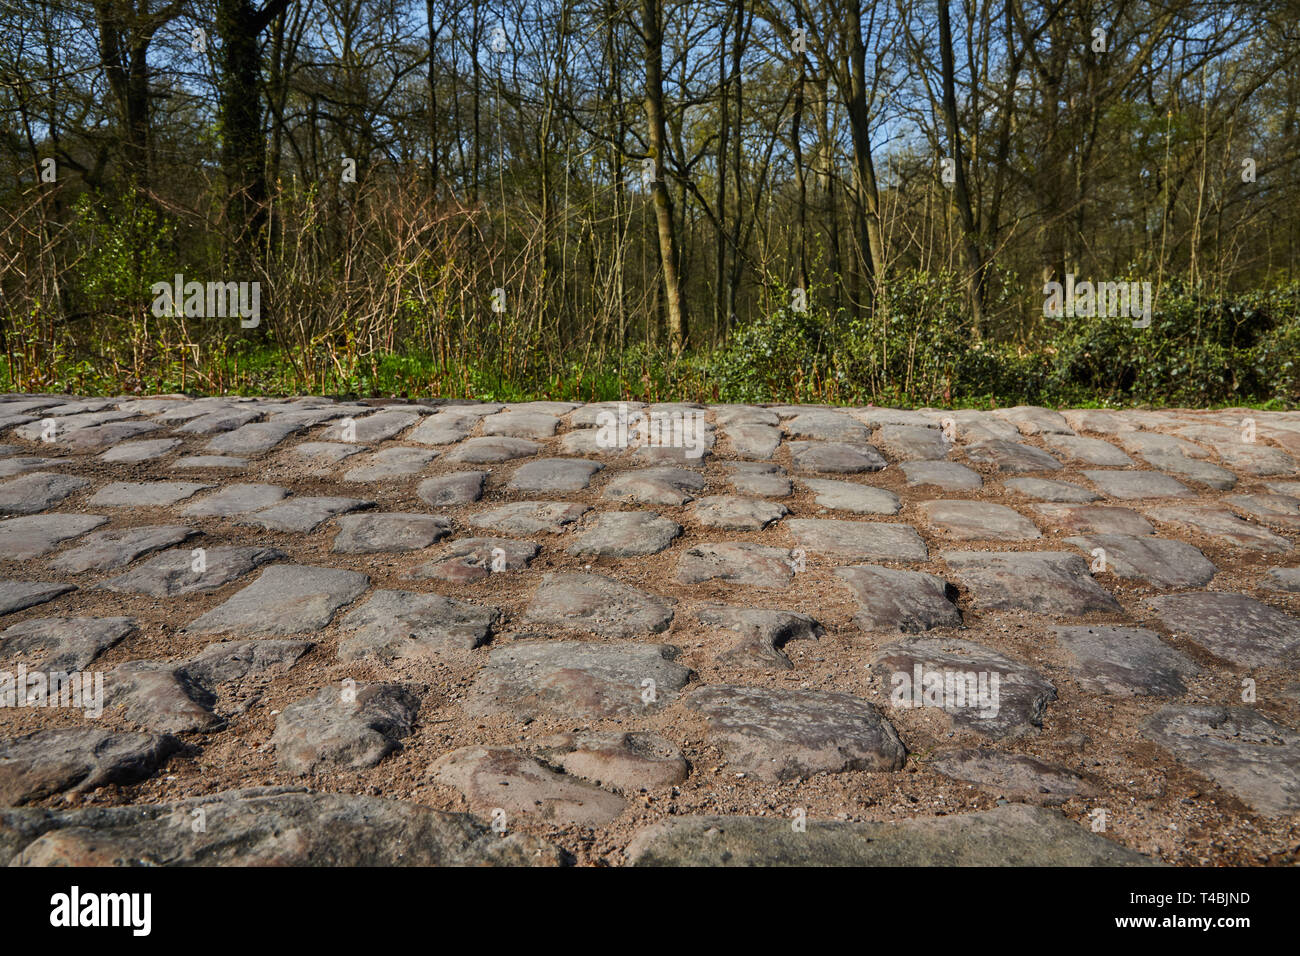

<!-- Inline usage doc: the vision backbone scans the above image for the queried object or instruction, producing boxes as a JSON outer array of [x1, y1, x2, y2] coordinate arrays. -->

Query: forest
[[2, 0, 1299, 406]]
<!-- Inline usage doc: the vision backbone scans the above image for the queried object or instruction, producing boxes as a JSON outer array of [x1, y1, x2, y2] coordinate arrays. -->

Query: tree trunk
[[843, 1, 886, 303], [792, 6, 809, 295], [92, 0, 169, 188], [216, 0, 291, 251], [427, 0, 439, 193], [640, 0, 687, 352], [714, 6, 729, 339], [936, 0, 985, 337]]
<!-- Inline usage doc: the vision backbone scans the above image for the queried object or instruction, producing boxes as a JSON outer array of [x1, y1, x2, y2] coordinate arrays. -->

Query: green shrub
[[705, 271, 1300, 408]]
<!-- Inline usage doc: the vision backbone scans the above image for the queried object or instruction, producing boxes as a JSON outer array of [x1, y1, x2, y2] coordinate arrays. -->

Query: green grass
[[2, 344, 1292, 410]]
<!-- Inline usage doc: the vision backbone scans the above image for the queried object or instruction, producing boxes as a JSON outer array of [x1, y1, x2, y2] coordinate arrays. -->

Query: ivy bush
[[706, 272, 1300, 408]]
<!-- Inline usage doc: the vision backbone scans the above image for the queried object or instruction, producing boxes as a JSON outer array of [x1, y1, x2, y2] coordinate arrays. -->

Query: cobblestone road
[[0, 395, 1297, 865]]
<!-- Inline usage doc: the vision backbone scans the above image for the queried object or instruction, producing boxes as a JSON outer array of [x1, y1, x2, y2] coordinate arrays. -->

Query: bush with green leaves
[[1048, 282, 1300, 407], [704, 271, 1300, 408], [73, 191, 181, 317]]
